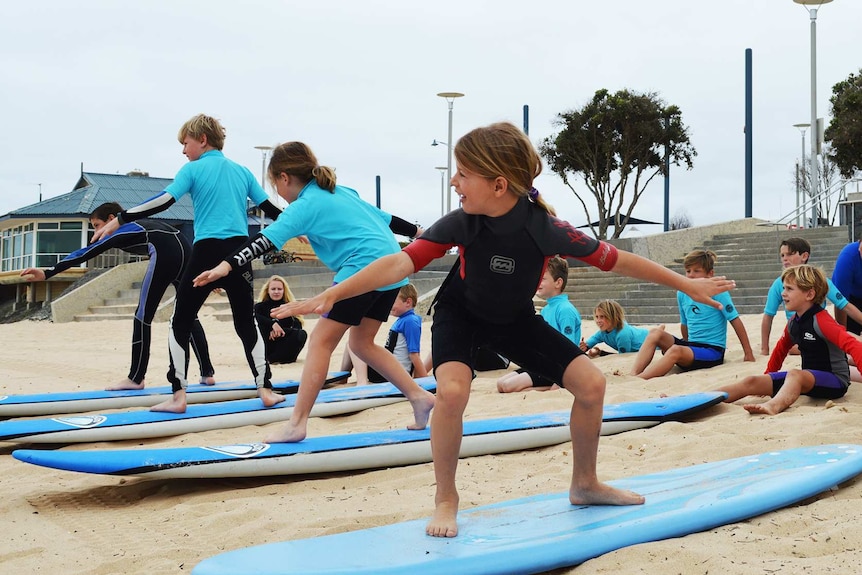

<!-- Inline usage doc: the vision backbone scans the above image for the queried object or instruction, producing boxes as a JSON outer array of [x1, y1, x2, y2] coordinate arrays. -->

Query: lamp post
[[437, 92, 464, 213], [435, 166, 447, 218], [254, 145, 273, 228], [793, 123, 810, 228], [793, 0, 833, 227]]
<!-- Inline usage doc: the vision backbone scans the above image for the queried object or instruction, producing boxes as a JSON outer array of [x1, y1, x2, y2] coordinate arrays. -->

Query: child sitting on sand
[[717, 264, 862, 415], [579, 299, 649, 357]]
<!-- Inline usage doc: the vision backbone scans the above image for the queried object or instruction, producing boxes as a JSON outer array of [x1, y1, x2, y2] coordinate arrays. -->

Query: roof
[[2, 172, 195, 221]]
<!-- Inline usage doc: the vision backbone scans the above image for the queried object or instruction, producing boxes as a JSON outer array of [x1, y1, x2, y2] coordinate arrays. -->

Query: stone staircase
[[73, 282, 176, 322], [563, 226, 851, 325]]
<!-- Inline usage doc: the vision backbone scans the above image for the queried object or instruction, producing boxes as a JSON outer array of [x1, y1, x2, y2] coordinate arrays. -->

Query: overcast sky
[[2, 0, 860, 234]]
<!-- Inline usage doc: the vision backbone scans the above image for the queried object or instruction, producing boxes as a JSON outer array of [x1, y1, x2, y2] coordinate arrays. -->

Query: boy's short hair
[[398, 283, 418, 306], [546, 256, 569, 290], [178, 114, 226, 150], [90, 202, 123, 222], [683, 249, 717, 273], [781, 237, 812, 258], [781, 264, 828, 306]]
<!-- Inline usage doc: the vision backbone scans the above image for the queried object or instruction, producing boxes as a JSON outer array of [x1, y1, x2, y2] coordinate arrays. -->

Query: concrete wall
[[51, 261, 148, 323]]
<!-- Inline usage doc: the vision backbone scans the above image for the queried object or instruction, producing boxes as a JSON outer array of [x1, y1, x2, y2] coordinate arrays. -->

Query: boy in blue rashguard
[[631, 249, 755, 379], [497, 256, 580, 392], [761, 237, 862, 355], [580, 299, 649, 357]]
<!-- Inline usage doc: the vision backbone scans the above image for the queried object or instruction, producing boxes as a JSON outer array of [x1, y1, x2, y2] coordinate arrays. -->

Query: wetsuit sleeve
[[763, 278, 783, 316], [585, 332, 603, 348], [826, 278, 849, 311], [117, 192, 175, 224], [388, 215, 419, 238], [766, 324, 793, 372], [226, 233, 276, 270], [403, 238, 453, 272], [542, 216, 618, 271], [816, 309, 862, 366], [401, 317, 423, 354], [258, 200, 282, 222], [43, 223, 145, 279], [254, 302, 276, 332]]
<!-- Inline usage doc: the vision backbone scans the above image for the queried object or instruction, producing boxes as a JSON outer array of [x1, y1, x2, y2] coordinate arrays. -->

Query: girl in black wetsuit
[[254, 275, 307, 364], [271, 122, 736, 539], [21, 202, 215, 390]]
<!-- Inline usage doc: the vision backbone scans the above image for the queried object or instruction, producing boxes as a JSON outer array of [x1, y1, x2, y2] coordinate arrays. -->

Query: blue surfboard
[[192, 444, 862, 575], [0, 372, 349, 418], [0, 377, 436, 444], [12, 392, 727, 479]]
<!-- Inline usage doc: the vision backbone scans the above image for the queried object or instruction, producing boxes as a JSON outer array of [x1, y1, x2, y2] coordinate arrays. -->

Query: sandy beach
[[2, 309, 862, 574]]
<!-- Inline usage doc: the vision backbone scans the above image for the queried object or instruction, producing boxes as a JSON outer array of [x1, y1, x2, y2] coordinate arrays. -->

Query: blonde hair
[[454, 122, 555, 215], [398, 283, 419, 306], [781, 265, 828, 306], [683, 249, 717, 274], [594, 299, 626, 332], [258, 275, 304, 326], [177, 114, 226, 150], [268, 141, 337, 192]]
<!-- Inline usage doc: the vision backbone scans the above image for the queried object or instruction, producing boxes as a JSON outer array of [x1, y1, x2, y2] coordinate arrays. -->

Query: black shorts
[[431, 299, 582, 385], [324, 287, 400, 326]]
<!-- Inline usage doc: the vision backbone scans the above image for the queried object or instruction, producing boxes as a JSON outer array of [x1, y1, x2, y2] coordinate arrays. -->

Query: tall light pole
[[437, 92, 464, 213], [793, 123, 810, 228], [793, 0, 833, 227], [435, 166, 447, 218], [254, 145, 273, 228]]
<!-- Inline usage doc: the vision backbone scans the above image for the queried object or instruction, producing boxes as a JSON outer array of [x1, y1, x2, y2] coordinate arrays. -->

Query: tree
[[825, 69, 862, 179], [539, 89, 696, 240], [670, 209, 693, 231], [794, 146, 843, 226]]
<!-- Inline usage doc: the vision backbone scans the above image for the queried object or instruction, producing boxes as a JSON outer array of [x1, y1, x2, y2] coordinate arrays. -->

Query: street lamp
[[435, 166, 447, 218], [254, 145, 273, 228], [793, 0, 833, 227], [437, 92, 464, 213], [793, 123, 810, 228]]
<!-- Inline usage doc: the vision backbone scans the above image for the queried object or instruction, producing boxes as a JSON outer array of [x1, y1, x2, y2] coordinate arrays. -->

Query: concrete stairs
[[73, 282, 175, 322], [563, 226, 850, 325]]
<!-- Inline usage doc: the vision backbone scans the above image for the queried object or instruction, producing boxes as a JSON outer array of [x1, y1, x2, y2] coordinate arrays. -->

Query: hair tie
[[528, 187, 539, 201]]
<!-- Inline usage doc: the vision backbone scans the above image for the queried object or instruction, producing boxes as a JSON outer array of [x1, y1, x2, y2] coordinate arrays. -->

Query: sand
[[2, 310, 862, 574]]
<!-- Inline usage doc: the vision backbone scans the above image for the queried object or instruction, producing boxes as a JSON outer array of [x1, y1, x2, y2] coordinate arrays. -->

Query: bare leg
[[743, 369, 814, 416], [151, 389, 187, 413], [496, 371, 535, 393], [716, 374, 773, 403], [106, 378, 145, 391], [636, 345, 694, 380], [630, 326, 673, 376], [563, 355, 644, 506], [346, 346, 370, 385], [426, 361, 472, 538], [348, 318, 435, 430], [265, 318, 349, 443]]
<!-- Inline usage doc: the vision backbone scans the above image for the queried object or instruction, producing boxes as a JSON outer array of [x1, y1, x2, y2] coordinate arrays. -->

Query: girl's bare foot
[[426, 499, 459, 538], [743, 402, 780, 415], [264, 421, 307, 443], [106, 378, 145, 391], [569, 482, 645, 507], [199, 376, 216, 386], [150, 391, 187, 414], [259, 387, 286, 407], [406, 391, 436, 430]]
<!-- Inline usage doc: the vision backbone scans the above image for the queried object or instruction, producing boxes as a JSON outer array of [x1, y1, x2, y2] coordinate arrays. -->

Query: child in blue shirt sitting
[[631, 249, 755, 379], [580, 299, 649, 357], [497, 256, 580, 392]]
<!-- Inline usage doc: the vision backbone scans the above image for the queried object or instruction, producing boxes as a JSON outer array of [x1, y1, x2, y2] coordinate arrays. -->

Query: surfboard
[[0, 377, 436, 444], [0, 372, 350, 418], [191, 444, 862, 575], [12, 392, 726, 478]]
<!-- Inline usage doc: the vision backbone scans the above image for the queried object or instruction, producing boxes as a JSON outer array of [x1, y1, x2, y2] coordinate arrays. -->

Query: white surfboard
[[191, 444, 862, 575], [0, 377, 436, 444], [12, 392, 727, 478]]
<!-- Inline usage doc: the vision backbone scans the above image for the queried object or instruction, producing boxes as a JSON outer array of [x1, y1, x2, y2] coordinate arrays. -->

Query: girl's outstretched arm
[[610, 251, 735, 310], [272, 251, 416, 319]]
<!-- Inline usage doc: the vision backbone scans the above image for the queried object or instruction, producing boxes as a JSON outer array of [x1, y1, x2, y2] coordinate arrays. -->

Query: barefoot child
[[21, 202, 216, 390], [273, 122, 736, 538], [192, 141, 434, 438], [631, 249, 755, 379], [718, 265, 862, 415], [91, 114, 285, 413], [579, 299, 649, 358]]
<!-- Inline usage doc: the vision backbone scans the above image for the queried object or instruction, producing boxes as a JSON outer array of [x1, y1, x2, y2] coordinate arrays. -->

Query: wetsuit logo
[[490, 256, 515, 274]]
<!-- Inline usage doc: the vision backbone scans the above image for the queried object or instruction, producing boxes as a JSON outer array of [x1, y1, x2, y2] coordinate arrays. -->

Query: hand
[[193, 261, 232, 287], [686, 276, 736, 310], [579, 338, 587, 352], [20, 268, 46, 281], [271, 290, 337, 319], [270, 323, 286, 339], [91, 217, 120, 243]]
